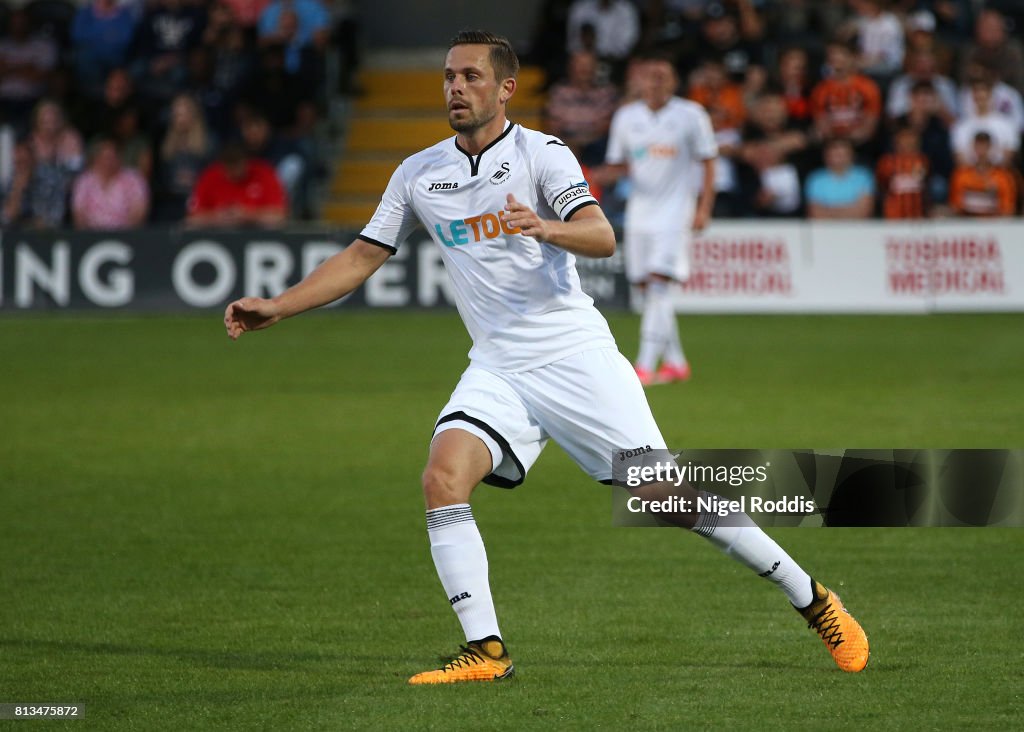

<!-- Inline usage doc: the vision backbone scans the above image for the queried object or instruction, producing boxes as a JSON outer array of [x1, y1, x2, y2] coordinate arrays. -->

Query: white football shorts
[[433, 347, 666, 486], [624, 227, 692, 284]]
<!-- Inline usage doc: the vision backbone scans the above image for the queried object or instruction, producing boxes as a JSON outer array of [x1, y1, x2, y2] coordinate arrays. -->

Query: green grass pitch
[[1, 312, 1022, 730]]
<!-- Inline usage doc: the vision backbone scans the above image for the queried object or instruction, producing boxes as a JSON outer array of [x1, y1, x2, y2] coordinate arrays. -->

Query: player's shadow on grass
[[0, 637, 369, 672]]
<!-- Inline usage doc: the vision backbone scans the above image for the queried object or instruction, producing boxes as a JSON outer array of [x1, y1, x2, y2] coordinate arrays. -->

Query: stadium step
[[346, 117, 462, 154], [322, 64, 547, 229], [321, 199, 380, 226], [355, 67, 547, 113], [331, 159, 398, 196]]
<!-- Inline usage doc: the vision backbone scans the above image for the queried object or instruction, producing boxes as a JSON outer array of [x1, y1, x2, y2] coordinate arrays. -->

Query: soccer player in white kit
[[224, 31, 869, 683], [602, 57, 718, 385]]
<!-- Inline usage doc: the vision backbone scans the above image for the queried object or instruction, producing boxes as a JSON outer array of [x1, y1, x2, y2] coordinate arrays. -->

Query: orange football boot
[[408, 637, 514, 685], [799, 580, 870, 672]]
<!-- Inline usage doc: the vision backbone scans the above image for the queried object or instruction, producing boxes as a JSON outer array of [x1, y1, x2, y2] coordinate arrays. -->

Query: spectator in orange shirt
[[895, 81, 953, 204], [186, 142, 287, 228], [876, 125, 929, 219], [689, 56, 744, 215], [949, 132, 1018, 217], [811, 39, 881, 148], [688, 56, 746, 132]]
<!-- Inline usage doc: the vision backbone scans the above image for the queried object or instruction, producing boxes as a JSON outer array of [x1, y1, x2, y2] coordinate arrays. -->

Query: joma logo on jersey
[[428, 181, 459, 191], [434, 210, 522, 247]]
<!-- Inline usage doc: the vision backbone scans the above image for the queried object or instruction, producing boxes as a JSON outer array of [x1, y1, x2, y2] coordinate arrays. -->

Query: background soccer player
[[224, 31, 868, 683], [599, 57, 718, 386]]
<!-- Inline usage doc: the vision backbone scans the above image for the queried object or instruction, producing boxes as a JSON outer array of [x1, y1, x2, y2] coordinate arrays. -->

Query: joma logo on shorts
[[428, 182, 459, 191], [618, 445, 653, 461], [434, 210, 522, 247]]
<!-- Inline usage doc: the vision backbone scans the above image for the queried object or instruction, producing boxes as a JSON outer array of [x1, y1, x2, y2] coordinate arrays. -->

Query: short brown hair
[[448, 30, 520, 81]]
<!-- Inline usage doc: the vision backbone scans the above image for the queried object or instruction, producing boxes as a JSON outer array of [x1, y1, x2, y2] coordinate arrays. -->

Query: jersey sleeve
[[359, 163, 419, 253], [605, 108, 628, 165], [534, 137, 600, 221], [690, 106, 719, 161]]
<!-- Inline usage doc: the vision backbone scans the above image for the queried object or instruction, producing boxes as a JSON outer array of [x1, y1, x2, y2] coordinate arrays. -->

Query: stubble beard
[[448, 101, 499, 134]]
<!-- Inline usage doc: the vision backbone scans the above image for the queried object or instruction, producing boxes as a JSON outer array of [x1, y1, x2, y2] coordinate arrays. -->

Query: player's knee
[[421, 463, 473, 508]]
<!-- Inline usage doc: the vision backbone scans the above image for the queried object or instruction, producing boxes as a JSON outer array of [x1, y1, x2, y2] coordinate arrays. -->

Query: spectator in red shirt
[[186, 142, 287, 228]]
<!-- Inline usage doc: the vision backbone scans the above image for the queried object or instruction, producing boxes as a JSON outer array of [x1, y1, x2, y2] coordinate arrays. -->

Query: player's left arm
[[693, 157, 717, 232], [691, 105, 719, 232], [504, 193, 615, 258]]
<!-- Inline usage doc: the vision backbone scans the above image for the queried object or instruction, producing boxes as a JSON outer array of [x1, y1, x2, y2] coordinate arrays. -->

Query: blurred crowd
[[533, 0, 1024, 219], [0, 0, 358, 230], [3, 0, 1022, 230]]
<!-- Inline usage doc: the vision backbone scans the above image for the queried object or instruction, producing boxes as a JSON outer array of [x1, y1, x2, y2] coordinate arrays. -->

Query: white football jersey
[[360, 122, 616, 372], [605, 97, 718, 231]]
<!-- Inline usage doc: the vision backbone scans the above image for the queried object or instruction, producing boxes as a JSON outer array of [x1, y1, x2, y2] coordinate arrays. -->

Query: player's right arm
[[593, 163, 629, 187], [224, 239, 392, 339], [226, 162, 417, 340]]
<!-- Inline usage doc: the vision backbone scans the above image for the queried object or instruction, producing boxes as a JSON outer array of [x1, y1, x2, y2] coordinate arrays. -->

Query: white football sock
[[663, 296, 687, 367], [426, 503, 502, 641], [637, 280, 672, 371], [691, 491, 813, 607]]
